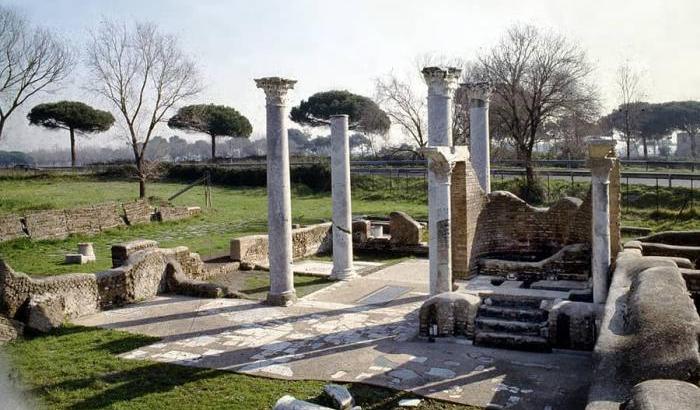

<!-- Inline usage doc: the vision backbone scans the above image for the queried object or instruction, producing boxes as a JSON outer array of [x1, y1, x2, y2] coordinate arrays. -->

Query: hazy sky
[[2, 0, 699, 151]]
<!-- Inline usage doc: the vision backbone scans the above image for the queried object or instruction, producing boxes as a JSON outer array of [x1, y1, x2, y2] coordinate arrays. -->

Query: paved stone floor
[[75, 259, 591, 409]]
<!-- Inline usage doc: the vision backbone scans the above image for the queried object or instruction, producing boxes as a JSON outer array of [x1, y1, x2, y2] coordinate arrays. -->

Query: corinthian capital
[[422, 66, 461, 98], [255, 77, 297, 105], [462, 82, 493, 103], [587, 137, 617, 182]]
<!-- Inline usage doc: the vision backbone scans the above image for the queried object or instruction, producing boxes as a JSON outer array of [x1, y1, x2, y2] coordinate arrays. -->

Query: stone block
[[0, 315, 24, 343], [622, 380, 700, 410], [351, 220, 370, 243], [323, 384, 354, 410], [547, 300, 596, 350], [158, 206, 192, 222], [272, 395, 334, 410], [78, 242, 96, 261], [0, 214, 26, 242], [64, 253, 88, 264], [27, 293, 65, 333], [389, 211, 422, 245], [230, 223, 332, 265], [419, 292, 481, 337], [111, 239, 159, 268]]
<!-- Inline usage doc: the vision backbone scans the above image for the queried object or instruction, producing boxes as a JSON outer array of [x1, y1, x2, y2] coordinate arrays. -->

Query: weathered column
[[422, 66, 461, 295], [465, 82, 493, 193], [255, 77, 297, 306], [588, 138, 616, 305], [330, 114, 355, 281]]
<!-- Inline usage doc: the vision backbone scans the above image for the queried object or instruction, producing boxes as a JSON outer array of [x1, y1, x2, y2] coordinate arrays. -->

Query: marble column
[[465, 82, 493, 193], [255, 77, 297, 306], [330, 114, 355, 281], [588, 138, 616, 305], [422, 66, 461, 295]]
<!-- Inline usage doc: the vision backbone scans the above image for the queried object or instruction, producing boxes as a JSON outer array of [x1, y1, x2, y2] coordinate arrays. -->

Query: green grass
[[1, 173, 698, 276], [3, 326, 477, 410], [0, 175, 425, 276]]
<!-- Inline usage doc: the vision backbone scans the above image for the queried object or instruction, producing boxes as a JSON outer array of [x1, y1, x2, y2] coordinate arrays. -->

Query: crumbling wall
[[0, 240, 207, 323], [0, 215, 25, 242], [24, 210, 69, 240], [122, 199, 154, 225], [230, 222, 332, 266], [469, 191, 592, 277]]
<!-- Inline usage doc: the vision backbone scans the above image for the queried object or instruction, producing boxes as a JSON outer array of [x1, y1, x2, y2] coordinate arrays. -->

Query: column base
[[330, 267, 356, 281], [266, 290, 297, 307]]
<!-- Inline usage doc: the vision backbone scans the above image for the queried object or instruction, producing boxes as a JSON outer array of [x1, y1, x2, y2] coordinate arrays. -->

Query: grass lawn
[[3, 326, 477, 410], [1, 173, 698, 276], [0, 175, 426, 276]]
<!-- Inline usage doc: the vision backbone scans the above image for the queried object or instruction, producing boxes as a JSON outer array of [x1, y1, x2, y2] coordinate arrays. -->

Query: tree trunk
[[0, 117, 5, 142], [69, 128, 76, 168], [642, 136, 648, 159], [137, 158, 146, 199], [211, 135, 216, 162], [138, 175, 146, 198]]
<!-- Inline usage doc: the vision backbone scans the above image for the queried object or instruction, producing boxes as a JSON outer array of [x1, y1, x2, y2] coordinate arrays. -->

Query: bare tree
[[0, 6, 73, 141], [476, 24, 599, 193], [615, 61, 645, 159], [86, 20, 200, 198], [374, 74, 427, 155]]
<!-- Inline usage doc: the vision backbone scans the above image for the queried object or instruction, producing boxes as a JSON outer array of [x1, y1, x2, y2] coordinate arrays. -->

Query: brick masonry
[[450, 159, 622, 279]]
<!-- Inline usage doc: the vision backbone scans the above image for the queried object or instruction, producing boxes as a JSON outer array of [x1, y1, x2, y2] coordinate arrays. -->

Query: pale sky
[[1, 0, 699, 151]]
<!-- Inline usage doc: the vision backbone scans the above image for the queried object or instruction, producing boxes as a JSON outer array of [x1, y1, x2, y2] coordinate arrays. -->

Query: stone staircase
[[474, 294, 551, 352]]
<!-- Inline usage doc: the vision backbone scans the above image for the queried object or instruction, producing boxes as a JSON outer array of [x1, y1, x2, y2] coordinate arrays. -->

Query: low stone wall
[[0, 214, 25, 242], [122, 199, 154, 225], [0, 200, 200, 245], [230, 222, 332, 266], [158, 206, 200, 222], [586, 243, 700, 410], [0, 240, 208, 327], [24, 209, 69, 240]]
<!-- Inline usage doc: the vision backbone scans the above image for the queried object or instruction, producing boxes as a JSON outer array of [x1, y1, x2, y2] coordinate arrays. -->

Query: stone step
[[478, 305, 548, 322], [475, 317, 546, 336], [484, 294, 544, 309], [474, 331, 551, 352]]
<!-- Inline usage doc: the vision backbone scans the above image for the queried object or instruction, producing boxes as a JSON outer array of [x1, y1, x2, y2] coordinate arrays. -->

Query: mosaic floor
[[75, 259, 591, 409]]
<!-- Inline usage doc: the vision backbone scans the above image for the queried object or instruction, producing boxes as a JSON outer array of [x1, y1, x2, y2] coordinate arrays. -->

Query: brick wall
[[609, 160, 622, 259], [450, 160, 486, 279]]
